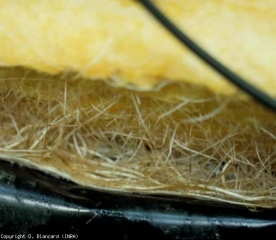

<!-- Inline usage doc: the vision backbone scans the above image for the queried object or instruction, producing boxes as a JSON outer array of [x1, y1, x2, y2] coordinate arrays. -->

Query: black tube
[[138, 0, 276, 113]]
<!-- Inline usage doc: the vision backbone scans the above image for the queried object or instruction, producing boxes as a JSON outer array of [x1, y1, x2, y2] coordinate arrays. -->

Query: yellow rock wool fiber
[[0, 0, 276, 95]]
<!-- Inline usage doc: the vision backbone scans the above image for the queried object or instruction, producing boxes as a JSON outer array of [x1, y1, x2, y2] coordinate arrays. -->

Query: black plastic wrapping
[[0, 160, 275, 240]]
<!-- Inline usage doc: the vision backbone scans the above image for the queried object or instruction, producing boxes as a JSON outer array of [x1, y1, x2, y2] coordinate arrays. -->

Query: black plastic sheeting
[[0, 160, 275, 240]]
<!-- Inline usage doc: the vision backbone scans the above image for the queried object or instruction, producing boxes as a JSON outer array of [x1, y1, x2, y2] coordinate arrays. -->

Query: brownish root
[[0, 67, 276, 208]]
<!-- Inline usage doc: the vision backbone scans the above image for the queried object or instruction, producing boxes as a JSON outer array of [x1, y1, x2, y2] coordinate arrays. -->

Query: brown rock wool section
[[0, 0, 276, 208]]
